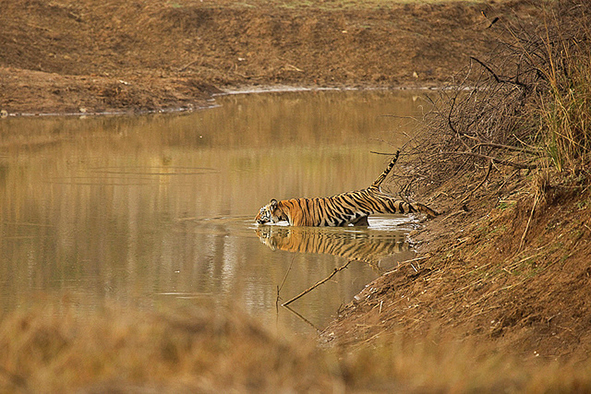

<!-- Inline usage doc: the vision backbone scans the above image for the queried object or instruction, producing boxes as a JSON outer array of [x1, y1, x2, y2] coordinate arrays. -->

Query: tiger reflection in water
[[255, 225, 411, 271]]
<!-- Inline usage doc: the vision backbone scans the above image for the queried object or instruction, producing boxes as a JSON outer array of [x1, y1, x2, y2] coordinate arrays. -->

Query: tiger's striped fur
[[255, 153, 438, 227]]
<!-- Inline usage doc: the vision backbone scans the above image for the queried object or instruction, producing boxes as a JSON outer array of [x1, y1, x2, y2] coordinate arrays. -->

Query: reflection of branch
[[282, 260, 353, 306], [282, 304, 321, 332]]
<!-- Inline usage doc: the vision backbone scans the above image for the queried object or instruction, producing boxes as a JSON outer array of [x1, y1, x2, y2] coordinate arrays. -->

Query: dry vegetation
[[403, 0, 591, 183], [0, 303, 332, 393], [2, 302, 591, 393], [326, 0, 591, 388], [0, 0, 539, 114]]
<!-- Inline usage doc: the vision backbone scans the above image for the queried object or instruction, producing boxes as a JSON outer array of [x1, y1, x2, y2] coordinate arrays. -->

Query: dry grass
[[537, 2, 591, 172], [0, 303, 330, 393], [338, 334, 591, 393], [389, 0, 591, 205], [1, 301, 591, 393]]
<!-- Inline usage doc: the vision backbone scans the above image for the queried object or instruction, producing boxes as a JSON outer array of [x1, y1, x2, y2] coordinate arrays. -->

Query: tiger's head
[[255, 199, 285, 225]]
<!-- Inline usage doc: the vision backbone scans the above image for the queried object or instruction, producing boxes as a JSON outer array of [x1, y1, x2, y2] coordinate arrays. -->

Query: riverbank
[[0, 0, 539, 115], [322, 0, 591, 385]]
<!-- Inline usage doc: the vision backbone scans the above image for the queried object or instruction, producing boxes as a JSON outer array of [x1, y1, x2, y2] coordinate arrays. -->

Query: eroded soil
[[324, 171, 591, 362]]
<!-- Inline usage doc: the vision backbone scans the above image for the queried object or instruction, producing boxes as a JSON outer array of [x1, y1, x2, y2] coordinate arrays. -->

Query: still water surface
[[0, 90, 426, 334]]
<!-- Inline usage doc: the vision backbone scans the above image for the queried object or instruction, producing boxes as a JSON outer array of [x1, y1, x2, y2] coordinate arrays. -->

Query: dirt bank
[[323, 172, 591, 362], [321, 0, 591, 365], [0, 0, 540, 114]]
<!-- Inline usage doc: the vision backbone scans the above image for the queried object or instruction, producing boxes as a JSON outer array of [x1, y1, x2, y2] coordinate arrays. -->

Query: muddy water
[[0, 90, 426, 334]]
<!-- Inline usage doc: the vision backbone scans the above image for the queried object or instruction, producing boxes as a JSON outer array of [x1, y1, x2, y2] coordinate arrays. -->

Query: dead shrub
[[389, 0, 591, 205]]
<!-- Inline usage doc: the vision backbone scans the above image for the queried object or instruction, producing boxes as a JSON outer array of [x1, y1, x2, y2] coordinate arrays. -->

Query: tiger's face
[[255, 199, 281, 225]]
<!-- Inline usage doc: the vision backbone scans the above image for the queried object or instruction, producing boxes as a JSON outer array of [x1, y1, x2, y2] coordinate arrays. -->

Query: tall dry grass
[[537, 3, 591, 172], [1, 302, 591, 393], [391, 0, 591, 203], [0, 303, 331, 393]]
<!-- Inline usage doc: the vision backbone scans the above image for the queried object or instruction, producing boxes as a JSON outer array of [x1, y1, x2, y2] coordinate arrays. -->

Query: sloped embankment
[[0, 0, 540, 114]]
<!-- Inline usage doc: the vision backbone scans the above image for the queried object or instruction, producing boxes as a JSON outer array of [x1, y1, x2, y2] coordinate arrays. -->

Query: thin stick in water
[[276, 256, 296, 306], [282, 260, 353, 307]]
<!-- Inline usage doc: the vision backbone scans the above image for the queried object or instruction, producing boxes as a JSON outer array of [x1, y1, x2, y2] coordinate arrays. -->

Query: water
[[0, 90, 427, 334]]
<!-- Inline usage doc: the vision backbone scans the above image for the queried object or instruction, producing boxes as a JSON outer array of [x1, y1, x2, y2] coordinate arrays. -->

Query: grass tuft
[[539, 25, 591, 172]]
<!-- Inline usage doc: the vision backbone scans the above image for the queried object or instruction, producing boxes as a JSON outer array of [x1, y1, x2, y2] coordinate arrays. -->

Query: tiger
[[255, 152, 438, 227]]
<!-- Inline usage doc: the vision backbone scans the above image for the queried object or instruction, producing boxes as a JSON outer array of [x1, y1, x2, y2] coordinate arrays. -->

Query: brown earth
[[3, 0, 591, 387], [0, 0, 540, 114], [323, 169, 591, 363]]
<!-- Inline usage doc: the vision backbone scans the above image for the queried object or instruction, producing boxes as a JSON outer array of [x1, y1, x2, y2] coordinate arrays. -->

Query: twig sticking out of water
[[282, 260, 353, 307], [276, 256, 296, 307]]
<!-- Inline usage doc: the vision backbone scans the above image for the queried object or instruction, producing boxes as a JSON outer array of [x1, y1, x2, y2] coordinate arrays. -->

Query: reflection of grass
[[1, 301, 591, 393]]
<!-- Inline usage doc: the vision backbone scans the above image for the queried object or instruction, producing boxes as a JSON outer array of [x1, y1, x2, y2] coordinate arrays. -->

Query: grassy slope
[[324, 0, 591, 389]]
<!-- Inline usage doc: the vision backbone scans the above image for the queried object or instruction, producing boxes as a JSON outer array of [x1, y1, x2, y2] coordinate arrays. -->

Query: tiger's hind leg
[[351, 215, 370, 226]]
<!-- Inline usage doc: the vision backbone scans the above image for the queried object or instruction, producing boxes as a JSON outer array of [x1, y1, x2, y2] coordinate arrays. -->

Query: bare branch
[[282, 260, 353, 307], [471, 142, 541, 154], [441, 151, 537, 169]]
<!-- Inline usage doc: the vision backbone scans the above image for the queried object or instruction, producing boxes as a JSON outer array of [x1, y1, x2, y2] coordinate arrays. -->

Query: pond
[[0, 89, 428, 335]]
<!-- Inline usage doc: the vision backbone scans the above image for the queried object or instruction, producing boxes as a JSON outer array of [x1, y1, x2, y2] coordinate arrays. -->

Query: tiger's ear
[[270, 199, 278, 208]]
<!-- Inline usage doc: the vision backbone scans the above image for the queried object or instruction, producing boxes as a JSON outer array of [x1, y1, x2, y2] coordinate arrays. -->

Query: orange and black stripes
[[255, 154, 438, 227]]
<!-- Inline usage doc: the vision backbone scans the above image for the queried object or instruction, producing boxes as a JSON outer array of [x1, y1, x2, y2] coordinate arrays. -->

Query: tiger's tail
[[369, 150, 400, 191]]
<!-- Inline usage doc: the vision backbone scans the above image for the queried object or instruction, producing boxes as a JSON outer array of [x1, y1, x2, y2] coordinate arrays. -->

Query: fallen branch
[[282, 260, 353, 307], [441, 151, 537, 169], [461, 159, 493, 204]]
